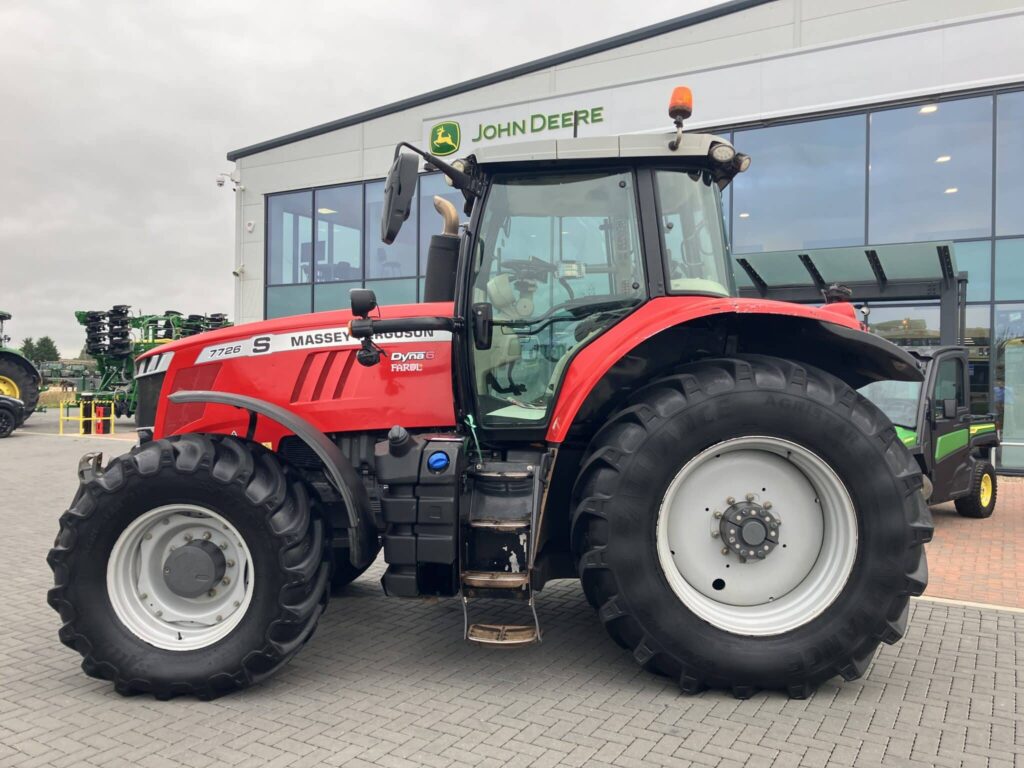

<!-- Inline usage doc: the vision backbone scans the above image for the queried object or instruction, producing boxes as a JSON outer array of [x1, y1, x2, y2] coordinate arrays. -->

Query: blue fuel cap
[[427, 451, 450, 473]]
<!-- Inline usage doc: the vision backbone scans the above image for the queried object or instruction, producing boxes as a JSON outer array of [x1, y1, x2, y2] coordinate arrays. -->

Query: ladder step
[[469, 519, 530, 530], [467, 623, 539, 647], [463, 571, 529, 589]]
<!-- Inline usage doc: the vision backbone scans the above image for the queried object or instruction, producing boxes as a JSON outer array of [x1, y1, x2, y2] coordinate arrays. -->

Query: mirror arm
[[394, 142, 484, 197]]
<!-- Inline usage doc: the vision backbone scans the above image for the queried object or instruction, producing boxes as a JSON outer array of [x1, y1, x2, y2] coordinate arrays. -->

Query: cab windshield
[[859, 379, 922, 429], [470, 170, 644, 426]]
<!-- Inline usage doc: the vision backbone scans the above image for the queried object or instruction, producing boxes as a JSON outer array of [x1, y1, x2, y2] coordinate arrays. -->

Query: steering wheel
[[500, 256, 575, 301]]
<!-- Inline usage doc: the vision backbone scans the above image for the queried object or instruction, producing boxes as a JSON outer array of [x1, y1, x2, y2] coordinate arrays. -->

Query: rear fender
[[548, 300, 921, 444]]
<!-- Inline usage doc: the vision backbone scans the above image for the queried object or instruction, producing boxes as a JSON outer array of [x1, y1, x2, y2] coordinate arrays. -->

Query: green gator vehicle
[[860, 346, 998, 518], [0, 311, 41, 419]]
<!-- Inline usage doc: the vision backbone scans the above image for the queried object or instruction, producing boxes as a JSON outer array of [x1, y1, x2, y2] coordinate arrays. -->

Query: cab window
[[470, 171, 644, 426], [655, 170, 731, 297], [935, 358, 965, 408]]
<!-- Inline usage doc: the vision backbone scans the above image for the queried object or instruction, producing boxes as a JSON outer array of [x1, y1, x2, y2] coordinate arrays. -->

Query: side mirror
[[380, 152, 419, 244], [942, 398, 958, 420], [350, 288, 378, 319]]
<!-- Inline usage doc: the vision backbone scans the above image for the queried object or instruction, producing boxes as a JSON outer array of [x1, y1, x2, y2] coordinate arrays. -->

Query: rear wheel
[[955, 460, 996, 519], [572, 355, 932, 698], [0, 354, 39, 418], [47, 434, 329, 699]]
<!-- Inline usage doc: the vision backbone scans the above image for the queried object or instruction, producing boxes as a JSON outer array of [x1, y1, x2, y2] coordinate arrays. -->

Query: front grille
[[134, 373, 164, 428]]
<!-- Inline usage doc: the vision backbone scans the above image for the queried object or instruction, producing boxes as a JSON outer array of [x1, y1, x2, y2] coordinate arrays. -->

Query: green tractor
[[0, 310, 41, 420], [859, 346, 999, 518]]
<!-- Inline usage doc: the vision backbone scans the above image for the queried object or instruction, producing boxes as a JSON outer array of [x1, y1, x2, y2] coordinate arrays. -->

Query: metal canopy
[[735, 242, 967, 345]]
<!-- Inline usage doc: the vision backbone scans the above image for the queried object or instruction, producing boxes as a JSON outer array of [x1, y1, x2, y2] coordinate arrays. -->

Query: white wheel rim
[[106, 504, 255, 651], [656, 436, 858, 636]]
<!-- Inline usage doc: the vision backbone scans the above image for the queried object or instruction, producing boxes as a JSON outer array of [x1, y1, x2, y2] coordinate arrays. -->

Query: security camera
[[216, 176, 226, 187], [232, 265, 245, 277]]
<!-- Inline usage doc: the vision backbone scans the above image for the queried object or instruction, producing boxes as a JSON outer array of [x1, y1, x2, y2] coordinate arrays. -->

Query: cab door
[[929, 353, 974, 501]]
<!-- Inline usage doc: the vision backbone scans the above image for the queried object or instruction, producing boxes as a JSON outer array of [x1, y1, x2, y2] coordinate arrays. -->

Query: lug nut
[[711, 531, 720, 538], [208, 589, 216, 597], [713, 511, 722, 519], [764, 502, 773, 510], [184, 533, 193, 542], [745, 493, 755, 502], [203, 532, 211, 540], [227, 560, 235, 567], [222, 576, 231, 585], [220, 543, 228, 550], [726, 496, 736, 505], [721, 547, 729, 555]]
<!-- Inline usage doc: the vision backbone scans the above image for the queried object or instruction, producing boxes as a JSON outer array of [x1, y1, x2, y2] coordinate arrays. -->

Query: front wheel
[[47, 434, 329, 699], [572, 355, 932, 698]]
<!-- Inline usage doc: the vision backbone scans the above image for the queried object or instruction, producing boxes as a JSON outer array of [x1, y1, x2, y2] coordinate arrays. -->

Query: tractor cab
[[353, 87, 751, 434]]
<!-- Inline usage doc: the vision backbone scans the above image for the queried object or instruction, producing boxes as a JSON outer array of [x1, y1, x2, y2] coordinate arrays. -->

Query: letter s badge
[[252, 336, 272, 354]]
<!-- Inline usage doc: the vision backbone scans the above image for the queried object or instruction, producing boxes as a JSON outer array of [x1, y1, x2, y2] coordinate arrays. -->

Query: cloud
[[0, 0, 717, 357]]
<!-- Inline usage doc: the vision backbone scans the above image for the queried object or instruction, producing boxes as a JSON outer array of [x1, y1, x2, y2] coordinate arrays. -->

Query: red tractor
[[48, 89, 931, 700]]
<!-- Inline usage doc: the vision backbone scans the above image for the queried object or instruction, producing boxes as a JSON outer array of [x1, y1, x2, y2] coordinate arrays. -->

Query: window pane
[[314, 281, 360, 312], [965, 305, 991, 415], [418, 173, 464, 271], [732, 116, 866, 253], [866, 304, 939, 347], [365, 278, 418, 306], [955, 240, 991, 302], [656, 170, 730, 296], [994, 303, 1024, 469], [995, 238, 1024, 301], [934, 358, 964, 405], [314, 185, 362, 282], [997, 91, 1024, 236], [869, 97, 993, 243], [365, 180, 418, 279], [267, 191, 312, 285], [266, 285, 311, 319]]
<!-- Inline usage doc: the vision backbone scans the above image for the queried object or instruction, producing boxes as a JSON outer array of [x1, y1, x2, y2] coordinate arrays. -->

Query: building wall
[[233, 0, 1024, 324]]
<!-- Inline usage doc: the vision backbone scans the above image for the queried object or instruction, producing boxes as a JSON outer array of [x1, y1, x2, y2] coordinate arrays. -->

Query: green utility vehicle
[[0, 311, 41, 419], [860, 346, 998, 518]]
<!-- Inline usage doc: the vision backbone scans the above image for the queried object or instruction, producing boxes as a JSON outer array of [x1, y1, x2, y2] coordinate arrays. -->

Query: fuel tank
[[135, 303, 457, 446]]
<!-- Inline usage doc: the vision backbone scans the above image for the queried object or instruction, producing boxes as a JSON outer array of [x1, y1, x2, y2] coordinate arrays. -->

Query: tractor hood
[[137, 302, 457, 444]]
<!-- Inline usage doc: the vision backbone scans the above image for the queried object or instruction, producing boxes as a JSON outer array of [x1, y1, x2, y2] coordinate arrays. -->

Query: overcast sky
[[1, 0, 721, 357]]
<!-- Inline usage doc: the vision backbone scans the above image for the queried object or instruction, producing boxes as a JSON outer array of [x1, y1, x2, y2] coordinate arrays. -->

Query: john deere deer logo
[[430, 121, 461, 156]]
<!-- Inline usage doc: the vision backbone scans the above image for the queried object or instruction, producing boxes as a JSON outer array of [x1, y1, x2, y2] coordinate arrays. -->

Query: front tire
[[955, 460, 996, 519], [571, 355, 932, 698], [47, 434, 329, 699]]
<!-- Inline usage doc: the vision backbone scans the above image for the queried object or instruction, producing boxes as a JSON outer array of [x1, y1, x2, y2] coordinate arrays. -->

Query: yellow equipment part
[[980, 472, 993, 507], [0, 374, 19, 398]]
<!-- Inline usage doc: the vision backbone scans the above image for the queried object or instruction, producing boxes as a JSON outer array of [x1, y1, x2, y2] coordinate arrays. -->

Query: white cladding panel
[[234, 1, 1024, 322]]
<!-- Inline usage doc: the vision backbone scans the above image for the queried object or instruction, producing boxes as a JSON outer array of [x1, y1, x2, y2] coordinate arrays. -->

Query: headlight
[[709, 143, 736, 164]]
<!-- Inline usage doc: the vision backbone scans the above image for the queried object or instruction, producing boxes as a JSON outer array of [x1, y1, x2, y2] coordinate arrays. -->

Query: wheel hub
[[162, 540, 226, 598], [718, 500, 781, 560]]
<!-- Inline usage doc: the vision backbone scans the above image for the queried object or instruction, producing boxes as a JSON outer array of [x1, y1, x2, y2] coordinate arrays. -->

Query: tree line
[[19, 337, 61, 362]]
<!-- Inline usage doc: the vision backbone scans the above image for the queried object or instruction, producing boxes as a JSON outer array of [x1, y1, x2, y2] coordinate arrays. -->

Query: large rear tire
[[571, 355, 932, 698], [0, 354, 39, 420], [47, 434, 329, 699]]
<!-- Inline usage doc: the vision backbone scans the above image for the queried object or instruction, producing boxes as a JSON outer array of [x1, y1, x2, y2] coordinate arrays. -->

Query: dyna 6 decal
[[196, 326, 452, 364]]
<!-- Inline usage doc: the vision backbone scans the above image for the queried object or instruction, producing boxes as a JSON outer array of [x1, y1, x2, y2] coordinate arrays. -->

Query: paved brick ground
[[928, 478, 1024, 609], [1, 418, 1022, 767]]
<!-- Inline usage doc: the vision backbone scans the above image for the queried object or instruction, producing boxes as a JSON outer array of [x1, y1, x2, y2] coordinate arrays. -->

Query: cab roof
[[470, 130, 730, 165]]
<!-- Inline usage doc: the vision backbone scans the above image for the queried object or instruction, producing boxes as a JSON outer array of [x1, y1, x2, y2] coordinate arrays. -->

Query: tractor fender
[[167, 389, 375, 568], [0, 349, 41, 382], [548, 297, 922, 443]]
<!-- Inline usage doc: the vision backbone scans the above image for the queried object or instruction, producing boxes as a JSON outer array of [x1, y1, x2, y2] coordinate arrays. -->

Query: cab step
[[462, 570, 529, 589], [466, 623, 539, 647]]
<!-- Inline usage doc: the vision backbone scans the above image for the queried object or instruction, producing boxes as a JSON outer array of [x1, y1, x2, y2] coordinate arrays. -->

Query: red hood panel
[[149, 303, 457, 444]]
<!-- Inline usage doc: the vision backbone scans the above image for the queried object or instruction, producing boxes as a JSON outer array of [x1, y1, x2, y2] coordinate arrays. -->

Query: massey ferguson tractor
[[48, 89, 932, 700]]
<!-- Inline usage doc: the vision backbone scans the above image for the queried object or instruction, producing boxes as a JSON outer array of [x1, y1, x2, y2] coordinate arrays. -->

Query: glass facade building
[[265, 86, 1024, 469]]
